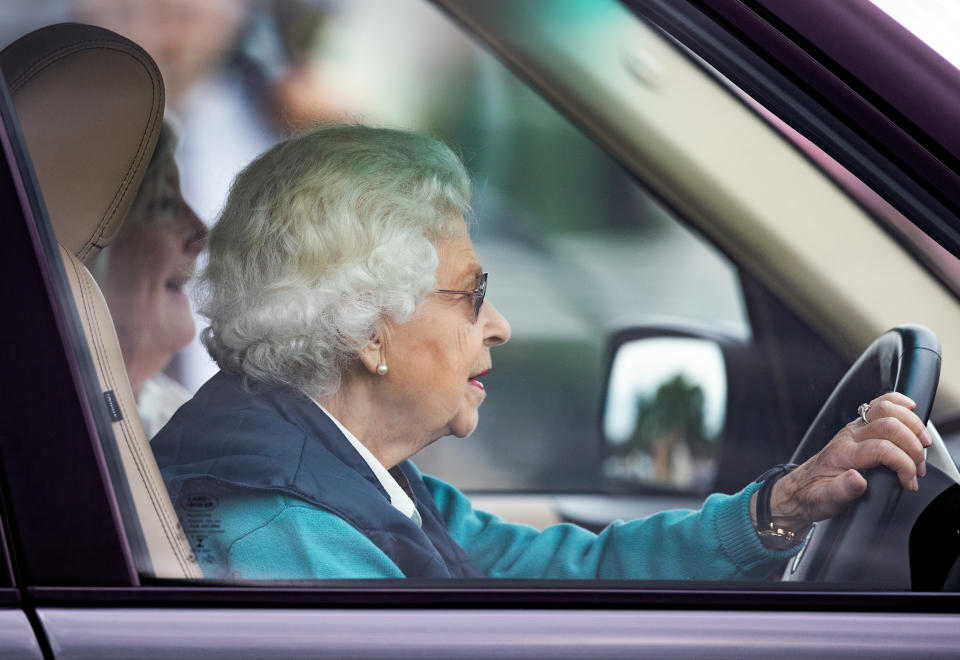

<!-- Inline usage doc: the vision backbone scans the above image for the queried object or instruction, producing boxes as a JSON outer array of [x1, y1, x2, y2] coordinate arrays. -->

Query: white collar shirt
[[315, 402, 422, 528]]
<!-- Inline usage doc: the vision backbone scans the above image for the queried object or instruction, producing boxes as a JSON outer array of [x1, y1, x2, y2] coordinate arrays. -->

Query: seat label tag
[[103, 390, 123, 422]]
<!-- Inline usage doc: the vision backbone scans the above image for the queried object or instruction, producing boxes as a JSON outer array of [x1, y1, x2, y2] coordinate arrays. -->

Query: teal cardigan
[[204, 474, 794, 580], [153, 372, 799, 581]]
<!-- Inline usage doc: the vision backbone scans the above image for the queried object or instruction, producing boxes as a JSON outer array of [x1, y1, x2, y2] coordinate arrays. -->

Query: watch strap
[[754, 463, 808, 549]]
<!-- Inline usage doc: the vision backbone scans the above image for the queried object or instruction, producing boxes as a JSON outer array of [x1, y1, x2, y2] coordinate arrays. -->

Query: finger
[[816, 469, 868, 519], [867, 399, 931, 447], [845, 468, 868, 495], [828, 468, 868, 502], [838, 468, 868, 500], [851, 416, 926, 464], [870, 392, 916, 410], [852, 438, 919, 491]]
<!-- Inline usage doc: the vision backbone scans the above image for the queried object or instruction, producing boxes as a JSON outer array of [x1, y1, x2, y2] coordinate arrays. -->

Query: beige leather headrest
[[1, 23, 164, 264]]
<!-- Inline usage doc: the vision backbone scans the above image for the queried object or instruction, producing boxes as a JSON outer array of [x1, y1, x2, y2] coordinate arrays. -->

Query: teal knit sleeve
[[422, 474, 801, 580], [226, 502, 405, 580]]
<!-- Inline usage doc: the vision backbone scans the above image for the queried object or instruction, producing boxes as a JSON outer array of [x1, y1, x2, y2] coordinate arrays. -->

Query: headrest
[[0, 23, 164, 264]]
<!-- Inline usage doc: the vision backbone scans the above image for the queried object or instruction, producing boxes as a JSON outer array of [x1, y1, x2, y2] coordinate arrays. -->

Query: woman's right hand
[[766, 392, 930, 528]]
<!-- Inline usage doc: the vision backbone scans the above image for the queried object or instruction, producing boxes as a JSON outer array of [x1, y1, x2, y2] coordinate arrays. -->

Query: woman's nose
[[182, 207, 207, 257], [482, 301, 511, 346]]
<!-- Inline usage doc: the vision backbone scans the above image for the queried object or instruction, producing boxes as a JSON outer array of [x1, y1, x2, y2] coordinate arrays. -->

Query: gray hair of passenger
[[198, 124, 471, 398]]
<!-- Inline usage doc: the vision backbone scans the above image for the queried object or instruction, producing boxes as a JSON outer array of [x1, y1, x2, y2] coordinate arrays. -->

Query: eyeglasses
[[435, 272, 488, 323]]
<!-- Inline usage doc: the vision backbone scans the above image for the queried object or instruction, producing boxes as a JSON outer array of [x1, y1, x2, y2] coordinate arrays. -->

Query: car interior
[[1, 23, 199, 580]]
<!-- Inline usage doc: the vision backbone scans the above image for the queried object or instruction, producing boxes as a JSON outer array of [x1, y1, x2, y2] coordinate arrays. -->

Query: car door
[[2, 0, 960, 657], [0, 64, 96, 660]]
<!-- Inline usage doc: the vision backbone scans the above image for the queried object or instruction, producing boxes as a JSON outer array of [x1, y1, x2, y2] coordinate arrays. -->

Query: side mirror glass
[[603, 336, 727, 492]]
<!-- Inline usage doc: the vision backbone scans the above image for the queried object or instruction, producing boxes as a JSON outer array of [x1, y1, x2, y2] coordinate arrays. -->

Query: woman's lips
[[469, 368, 491, 391]]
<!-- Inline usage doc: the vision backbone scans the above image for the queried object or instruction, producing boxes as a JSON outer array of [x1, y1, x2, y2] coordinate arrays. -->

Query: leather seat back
[[1, 23, 201, 579]]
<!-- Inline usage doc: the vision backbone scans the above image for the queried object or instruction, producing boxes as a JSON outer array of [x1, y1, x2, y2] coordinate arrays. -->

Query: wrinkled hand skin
[[762, 392, 932, 530]]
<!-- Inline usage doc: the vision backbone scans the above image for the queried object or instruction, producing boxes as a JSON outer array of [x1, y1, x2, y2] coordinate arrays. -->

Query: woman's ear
[[358, 326, 388, 376]]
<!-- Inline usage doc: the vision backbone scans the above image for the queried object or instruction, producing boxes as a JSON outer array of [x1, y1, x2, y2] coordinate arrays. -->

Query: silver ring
[[857, 403, 871, 425]]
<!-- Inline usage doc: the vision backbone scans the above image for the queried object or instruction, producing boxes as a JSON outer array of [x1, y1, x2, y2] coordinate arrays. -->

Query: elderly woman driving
[[153, 125, 930, 580]]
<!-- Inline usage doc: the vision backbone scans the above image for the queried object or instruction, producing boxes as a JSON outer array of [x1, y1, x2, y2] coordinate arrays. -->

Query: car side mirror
[[601, 329, 728, 493]]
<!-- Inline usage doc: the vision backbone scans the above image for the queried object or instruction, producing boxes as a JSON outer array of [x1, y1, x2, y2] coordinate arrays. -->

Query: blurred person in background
[[75, 0, 336, 219]]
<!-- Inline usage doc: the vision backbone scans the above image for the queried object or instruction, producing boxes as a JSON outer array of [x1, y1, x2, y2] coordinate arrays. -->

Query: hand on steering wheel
[[780, 325, 943, 585], [767, 392, 931, 528]]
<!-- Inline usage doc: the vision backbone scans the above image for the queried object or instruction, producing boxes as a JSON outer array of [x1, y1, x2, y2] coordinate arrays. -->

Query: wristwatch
[[754, 463, 812, 549]]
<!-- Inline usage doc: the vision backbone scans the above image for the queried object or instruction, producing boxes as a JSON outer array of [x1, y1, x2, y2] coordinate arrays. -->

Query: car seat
[[0, 23, 201, 579]]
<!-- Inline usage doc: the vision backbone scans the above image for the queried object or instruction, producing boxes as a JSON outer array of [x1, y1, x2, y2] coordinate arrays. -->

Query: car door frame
[[3, 1, 960, 656]]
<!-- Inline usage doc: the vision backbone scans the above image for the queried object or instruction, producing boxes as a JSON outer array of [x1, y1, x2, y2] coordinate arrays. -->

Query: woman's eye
[[152, 194, 178, 216]]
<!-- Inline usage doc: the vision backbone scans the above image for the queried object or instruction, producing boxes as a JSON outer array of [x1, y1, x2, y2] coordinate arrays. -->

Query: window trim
[[26, 583, 960, 612], [637, 0, 960, 263], [0, 71, 138, 587], [1, 1, 958, 604]]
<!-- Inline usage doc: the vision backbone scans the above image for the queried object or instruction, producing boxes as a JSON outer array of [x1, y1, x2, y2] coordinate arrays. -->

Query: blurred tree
[[627, 374, 710, 484]]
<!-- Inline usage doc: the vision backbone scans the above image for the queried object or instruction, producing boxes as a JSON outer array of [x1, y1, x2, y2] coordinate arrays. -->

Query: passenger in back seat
[[92, 120, 207, 437]]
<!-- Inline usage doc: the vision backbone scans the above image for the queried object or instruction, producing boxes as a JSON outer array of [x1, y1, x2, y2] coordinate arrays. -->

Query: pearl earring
[[376, 363, 388, 376]]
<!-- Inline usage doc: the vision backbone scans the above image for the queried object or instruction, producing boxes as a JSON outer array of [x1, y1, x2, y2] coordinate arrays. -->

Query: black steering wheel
[[783, 325, 943, 585]]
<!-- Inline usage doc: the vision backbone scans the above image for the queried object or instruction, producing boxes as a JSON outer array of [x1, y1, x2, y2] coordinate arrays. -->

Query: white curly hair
[[198, 124, 471, 397]]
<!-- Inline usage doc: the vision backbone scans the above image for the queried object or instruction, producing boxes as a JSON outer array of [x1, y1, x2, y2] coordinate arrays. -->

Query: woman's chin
[[161, 316, 197, 355], [448, 410, 480, 439]]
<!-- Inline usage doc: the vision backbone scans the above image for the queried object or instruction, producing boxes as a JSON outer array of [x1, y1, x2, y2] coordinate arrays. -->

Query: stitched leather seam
[[10, 38, 163, 262], [70, 254, 194, 575], [73, 257, 188, 572]]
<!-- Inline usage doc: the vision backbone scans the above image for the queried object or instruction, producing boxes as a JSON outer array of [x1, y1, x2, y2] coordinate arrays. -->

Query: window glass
[[869, 0, 960, 69], [1, 0, 746, 496], [6, 0, 958, 589]]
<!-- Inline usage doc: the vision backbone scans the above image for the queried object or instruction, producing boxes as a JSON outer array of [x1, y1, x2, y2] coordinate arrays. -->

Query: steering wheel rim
[[782, 325, 941, 584]]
